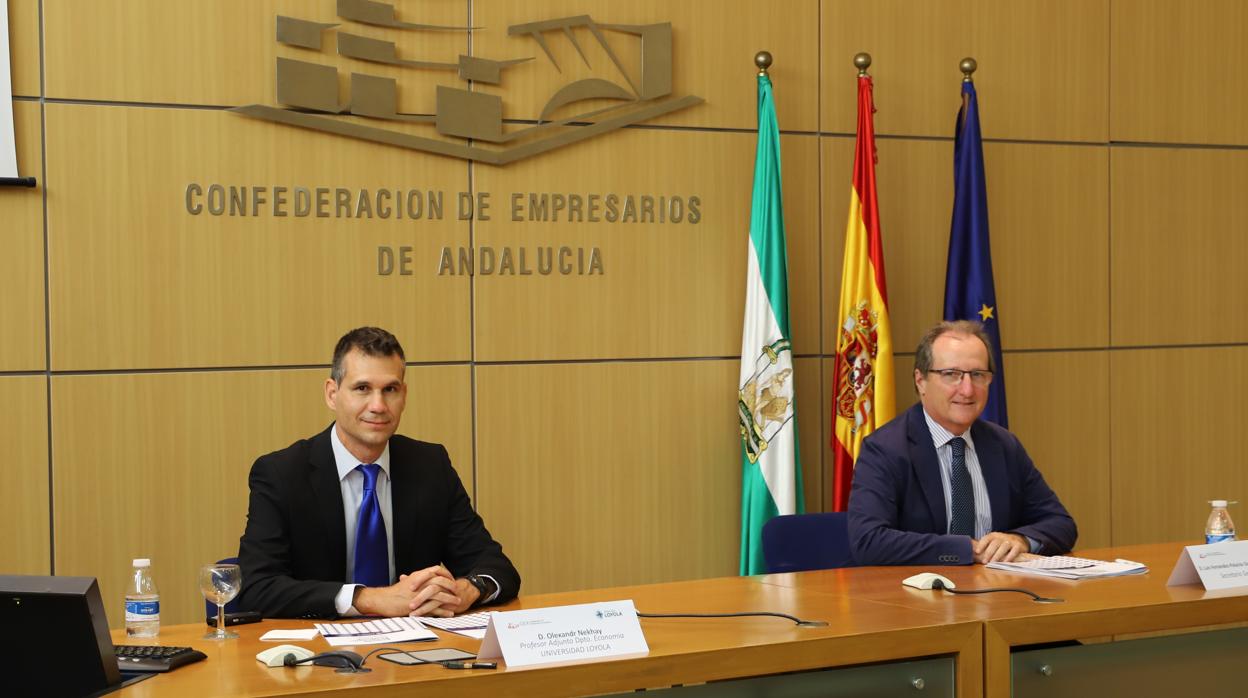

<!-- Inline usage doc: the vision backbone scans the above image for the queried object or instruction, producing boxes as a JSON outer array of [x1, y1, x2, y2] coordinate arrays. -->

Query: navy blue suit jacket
[[848, 404, 1076, 565]]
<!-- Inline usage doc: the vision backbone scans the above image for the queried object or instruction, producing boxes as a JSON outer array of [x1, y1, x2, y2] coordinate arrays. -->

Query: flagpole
[[829, 49, 896, 511], [944, 55, 1009, 427], [755, 50, 772, 75], [854, 52, 871, 76], [958, 58, 976, 121], [960, 57, 977, 82], [739, 46, 802, 576]]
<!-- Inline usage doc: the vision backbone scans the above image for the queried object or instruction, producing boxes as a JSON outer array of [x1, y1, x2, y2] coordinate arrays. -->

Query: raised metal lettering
[[185, 183, 203, 215]]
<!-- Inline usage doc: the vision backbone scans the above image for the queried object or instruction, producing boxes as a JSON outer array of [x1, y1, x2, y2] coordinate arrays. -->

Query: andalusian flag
[[830, 72, 895, 512], [944, 78, 1007, 426], [738, 72, 803, 575]]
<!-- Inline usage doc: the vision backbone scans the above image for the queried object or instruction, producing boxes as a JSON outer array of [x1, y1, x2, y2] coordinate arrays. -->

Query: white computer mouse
[[255, 644, 316, 667], [901, 572, 957, 590]]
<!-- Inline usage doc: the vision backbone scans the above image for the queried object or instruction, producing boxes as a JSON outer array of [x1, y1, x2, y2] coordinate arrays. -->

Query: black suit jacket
[[237, 425, 520, 618], [848, 404, 1077, 566]]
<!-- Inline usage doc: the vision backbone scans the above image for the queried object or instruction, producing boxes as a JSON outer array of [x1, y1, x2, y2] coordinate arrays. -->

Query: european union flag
[[944, 80, 1007, 428]]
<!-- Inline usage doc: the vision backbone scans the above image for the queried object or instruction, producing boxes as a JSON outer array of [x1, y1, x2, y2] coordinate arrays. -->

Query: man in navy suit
[[238, 327, 519, 618], [848, 320, 1076, 566]]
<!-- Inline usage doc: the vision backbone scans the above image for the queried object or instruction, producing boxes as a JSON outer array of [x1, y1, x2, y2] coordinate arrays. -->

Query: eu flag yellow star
[[978, 304, 995, 322]]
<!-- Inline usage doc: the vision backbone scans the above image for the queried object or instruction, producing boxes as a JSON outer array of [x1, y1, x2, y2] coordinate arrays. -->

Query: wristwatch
[[466, 575, 498, 605]]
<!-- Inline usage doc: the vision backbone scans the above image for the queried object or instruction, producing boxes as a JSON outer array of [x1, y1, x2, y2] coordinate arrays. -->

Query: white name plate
[[1167, 540, 1248, 590], [477, 599, 649, 669]]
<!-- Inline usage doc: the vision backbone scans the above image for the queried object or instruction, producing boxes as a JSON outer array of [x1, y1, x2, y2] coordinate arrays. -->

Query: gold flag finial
[[755, 51, 773, 76], [853, 52, 872, 77], [960, 57, 977, 82]]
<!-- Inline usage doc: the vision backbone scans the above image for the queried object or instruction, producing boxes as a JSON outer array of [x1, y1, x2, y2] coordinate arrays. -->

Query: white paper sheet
[[259, 628, 320, 641], [987, 555, 1148, 580], [0, 0, 19, 178], [418, 611, 490, 638], [314, 616, 438, 646]]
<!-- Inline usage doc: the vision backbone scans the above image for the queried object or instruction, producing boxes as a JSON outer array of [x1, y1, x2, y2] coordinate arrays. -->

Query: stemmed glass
[[200, 563, 242, 640]]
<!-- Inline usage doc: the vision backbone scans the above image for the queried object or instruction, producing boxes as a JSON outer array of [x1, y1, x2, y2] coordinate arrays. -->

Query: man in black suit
[[237, 327, 519, 618]]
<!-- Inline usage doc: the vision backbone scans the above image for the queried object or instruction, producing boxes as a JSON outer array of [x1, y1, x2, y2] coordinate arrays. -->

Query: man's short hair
[[913, 320, 996, 376], [330, 327, 406, 384]]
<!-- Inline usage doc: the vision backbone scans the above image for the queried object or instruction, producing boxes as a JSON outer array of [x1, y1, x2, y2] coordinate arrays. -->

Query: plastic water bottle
[[1205, 500, 1237, 544], [125, 558, 160, 638]]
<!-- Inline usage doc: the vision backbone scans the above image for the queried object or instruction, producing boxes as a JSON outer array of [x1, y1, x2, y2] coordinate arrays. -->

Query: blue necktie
[[353, 464, 389, 588], [948, 438, 976, 537]]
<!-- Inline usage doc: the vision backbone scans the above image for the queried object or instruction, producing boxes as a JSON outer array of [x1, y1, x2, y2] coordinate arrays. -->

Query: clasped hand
[[352, 565, 480, 617], [971, 532, 1029, 564]]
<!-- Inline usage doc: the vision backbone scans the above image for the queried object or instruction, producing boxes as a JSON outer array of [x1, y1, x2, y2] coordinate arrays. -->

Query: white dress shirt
[[330, 423, 395, 615]]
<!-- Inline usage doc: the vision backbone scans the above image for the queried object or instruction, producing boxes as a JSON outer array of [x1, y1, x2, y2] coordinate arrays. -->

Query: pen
[[443, 661, 498, 670]]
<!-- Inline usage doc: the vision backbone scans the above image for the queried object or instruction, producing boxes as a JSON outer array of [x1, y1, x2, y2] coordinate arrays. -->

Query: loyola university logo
[[234, 0, 704, 164]]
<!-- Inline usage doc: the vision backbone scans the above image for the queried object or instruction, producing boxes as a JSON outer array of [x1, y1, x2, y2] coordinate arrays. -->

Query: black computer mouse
[[311, 650, 367, 671]]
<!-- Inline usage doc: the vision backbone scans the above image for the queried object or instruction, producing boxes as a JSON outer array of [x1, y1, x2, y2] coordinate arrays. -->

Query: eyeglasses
[[927, 368, 993, 387]]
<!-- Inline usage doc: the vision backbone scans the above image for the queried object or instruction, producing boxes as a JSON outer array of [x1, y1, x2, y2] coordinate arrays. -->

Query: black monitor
[[0, 575, 142, 697]]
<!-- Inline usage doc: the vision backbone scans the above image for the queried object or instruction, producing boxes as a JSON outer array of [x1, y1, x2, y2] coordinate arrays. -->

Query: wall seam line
[[37, 0, 54, 576]]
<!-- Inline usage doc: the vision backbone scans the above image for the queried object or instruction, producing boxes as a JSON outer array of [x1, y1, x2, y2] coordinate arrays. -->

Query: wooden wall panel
[[822, 138, 1109, 355], [475, 360, 740, 595], [9, 0, 40, 97], [472, 129, 818, 361], [51, 365, 471, 627], [794, 357, 823, 515], [0, 101, 45, 371], [979, 143, 1109, 350], [818, 356, 833, 513], [821, 0, 1109, 142], [781, 136, 822, 356], [15, 0, 1248, 605], [44, 103, 470, 370], [890, 354, 920, 420], [1111, 347, 1248, 546], [473, 0, 819, 132], [0, 376, 50, 575], [1111, 0, 1248, 145], [1111, 147, 1248, 347], [43, 0, 465, 110], [1007, 351, 1111, 550]]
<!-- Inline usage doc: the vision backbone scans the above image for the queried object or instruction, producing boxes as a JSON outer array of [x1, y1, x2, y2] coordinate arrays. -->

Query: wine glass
[[200, 563, 242, 640]]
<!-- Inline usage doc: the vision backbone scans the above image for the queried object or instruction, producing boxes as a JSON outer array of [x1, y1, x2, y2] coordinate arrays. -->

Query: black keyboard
[[114, 644, 207, 673]]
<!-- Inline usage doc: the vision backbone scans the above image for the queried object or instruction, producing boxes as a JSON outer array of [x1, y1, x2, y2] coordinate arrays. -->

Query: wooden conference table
[[112, 542, 1248, 698]]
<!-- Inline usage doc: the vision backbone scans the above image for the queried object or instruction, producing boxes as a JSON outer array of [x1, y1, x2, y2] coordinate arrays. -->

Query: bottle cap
[[1211, 500, 1228, 508], [133, 558, 151, 567]]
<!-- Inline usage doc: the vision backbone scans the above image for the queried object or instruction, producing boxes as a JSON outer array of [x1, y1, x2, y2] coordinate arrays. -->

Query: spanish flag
[[830, 73, 895, 512]]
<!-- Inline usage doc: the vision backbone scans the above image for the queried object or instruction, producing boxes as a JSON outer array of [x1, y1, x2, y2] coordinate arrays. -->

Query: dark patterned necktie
[[948, 437, 976, 537], [353, 464, 389, 587]]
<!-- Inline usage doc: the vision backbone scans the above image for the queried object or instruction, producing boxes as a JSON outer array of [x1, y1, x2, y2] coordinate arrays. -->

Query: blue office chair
[[761, 513, 856, 573], [204, 556, 242, 621]]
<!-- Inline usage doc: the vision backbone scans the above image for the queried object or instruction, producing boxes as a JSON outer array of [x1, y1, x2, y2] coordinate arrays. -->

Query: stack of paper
[[987, 555, 1148, 580], [418, 611, 491, 639], [314, 617, 438, 646]]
